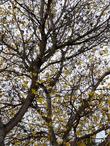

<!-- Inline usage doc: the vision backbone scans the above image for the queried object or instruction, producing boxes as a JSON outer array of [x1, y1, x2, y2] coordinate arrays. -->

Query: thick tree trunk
[[0, 118, 5, 146], [0, 133, 5, 146]]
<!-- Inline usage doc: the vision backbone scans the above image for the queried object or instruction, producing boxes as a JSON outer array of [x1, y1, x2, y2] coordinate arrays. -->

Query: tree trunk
[[0, 139, 5, 146], [0, 118, 5, 146], [0, 128, 5, 146]]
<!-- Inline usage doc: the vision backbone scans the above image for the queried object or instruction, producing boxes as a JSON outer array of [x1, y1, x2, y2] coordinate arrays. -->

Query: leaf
[[38, 97, 44, 104], [88, 91, 94, 97], [22, 81, 28, 88], [34, 144, 38, 146], [65, 142, 70, 146], [15, 141, 21, 146], [77, 141, 86, 146], [108, 100, 110, 106], [0, 7, 6, 16], [31, 89, 37, 95]]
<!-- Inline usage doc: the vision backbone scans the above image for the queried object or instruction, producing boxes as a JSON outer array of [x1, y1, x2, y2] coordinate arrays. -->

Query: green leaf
[[31, 89, 37, 95], [38, 97, 44, 104]]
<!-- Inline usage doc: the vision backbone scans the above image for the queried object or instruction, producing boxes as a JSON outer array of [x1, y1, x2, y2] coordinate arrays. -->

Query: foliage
[[0, 0, 110, 145]]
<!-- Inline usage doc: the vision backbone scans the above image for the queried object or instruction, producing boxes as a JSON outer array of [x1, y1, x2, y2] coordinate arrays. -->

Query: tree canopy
[[0, 0, 110, 145]]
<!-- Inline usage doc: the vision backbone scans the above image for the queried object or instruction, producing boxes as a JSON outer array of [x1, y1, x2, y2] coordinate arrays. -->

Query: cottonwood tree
[[0, 0, 110, 146]]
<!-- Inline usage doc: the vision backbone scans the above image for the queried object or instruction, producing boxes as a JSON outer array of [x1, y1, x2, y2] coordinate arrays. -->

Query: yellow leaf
[[76, 131, 80, 136], [0, 8, 6, 16], [108, 100, 110, 106], [64, 69, 70, 75], [38, 80, 45, 84], [15, 141, 21, 146], [38, 97, 44, 104], [65, 142, 70, 146], [31, 89, 37, 95], [22, 81, 28, 88], [77, 141, 86, 146], [34, 144, 38, 146], [88, 91, 94, 97], [42, 144, 47, 146]]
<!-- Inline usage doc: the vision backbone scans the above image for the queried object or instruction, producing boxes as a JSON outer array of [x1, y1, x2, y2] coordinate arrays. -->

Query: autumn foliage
[[0, 0, 110, 146]]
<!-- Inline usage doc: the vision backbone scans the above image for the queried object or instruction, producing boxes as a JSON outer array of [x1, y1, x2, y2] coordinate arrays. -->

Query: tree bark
[[0, 118, 5, 146], [0, 139, 5, 146]]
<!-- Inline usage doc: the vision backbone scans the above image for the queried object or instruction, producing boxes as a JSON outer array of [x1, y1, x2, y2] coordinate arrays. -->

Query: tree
[[0, 0, 110, 145]]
